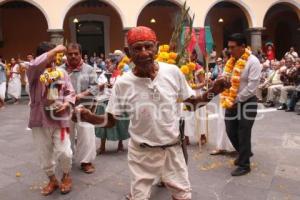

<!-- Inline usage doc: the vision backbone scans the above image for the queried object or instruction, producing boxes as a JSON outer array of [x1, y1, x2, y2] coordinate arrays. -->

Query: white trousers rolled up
[[69, 121, 96, 164], [0, 82, 6, 100], [32, 127, 72, 177], [128, 139, 192, 200]]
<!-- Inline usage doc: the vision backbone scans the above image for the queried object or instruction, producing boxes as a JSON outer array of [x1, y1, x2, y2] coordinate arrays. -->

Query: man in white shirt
[[285, 47, 298, 61], [224, 33, 262, 176], [74, 26, 230, 200]]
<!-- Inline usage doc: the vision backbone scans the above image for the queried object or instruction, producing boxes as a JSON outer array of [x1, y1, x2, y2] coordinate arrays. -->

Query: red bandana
[[127, 26, 157, 46], [66, 59, 84, 73]]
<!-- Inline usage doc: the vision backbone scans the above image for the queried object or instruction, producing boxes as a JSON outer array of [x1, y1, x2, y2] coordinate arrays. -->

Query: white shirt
[[97, 72, 118, 100], [237, 54, 262, 102], [106, 62, 193, 146]]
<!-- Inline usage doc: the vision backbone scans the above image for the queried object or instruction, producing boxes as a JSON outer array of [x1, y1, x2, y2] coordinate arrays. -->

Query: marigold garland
[[156, 44, 196, 82], [40, 67, 64, 86], [221, 49, 251, 109]]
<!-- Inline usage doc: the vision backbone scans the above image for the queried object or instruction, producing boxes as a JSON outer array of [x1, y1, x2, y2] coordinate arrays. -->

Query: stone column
[[123, 27, 131, 47], [48, 29, 64, 45], [248, 28, 265, 54]]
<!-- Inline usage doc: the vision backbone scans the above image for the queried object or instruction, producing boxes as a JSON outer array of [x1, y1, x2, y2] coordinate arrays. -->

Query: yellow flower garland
[[156, 44, 197, 82], [40, 67, 64, 86], [221, 49, 251, 109]]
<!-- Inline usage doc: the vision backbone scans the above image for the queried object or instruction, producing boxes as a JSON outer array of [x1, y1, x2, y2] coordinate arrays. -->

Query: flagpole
[[205, 54, 209, 146]]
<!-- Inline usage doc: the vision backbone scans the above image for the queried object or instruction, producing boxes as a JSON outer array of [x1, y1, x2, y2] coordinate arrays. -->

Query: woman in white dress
[[209, 95, 234, 155], [7, 58, 21, 104], [183, 68, 209, 145], [209, 54, 234, 155]]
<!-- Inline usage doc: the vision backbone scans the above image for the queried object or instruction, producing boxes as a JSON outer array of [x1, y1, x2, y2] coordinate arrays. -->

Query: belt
[[139, 141, 181, 150]]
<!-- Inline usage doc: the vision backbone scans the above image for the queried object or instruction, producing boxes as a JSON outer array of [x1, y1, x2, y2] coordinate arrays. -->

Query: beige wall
[[0, 0, 299, 59], [0, 0, 298, 29]]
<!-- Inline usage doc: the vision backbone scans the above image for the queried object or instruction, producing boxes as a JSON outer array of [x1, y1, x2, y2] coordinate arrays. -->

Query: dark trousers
[[225, 96, 258, 168]]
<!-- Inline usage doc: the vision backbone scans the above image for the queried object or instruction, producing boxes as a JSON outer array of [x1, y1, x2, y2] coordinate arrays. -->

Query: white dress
[[7, 64, 21, 99], [207, 96, 234, 151]]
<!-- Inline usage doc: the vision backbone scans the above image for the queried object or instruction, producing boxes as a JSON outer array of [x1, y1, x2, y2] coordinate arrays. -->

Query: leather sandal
[[60, 175, 72, 194], [210, 149, 227, 155], [41, 180, 59, 196], [81, 163, 95, 174], [200, 134, 207, 145]]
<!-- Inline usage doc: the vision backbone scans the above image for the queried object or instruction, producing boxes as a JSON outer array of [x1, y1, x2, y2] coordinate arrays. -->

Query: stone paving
[[0, 99, 300, 200]]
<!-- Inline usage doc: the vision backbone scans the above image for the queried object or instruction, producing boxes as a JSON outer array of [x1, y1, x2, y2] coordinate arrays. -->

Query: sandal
[[210, 149, 227, 155], [41, 180, 59, 196], [81, 163, 95, 174], [60, 175, 72, 194], [200, 134, 207, 145]]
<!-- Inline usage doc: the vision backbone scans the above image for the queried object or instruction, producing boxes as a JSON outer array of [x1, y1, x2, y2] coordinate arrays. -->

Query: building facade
[[0, 0, 299, 59]]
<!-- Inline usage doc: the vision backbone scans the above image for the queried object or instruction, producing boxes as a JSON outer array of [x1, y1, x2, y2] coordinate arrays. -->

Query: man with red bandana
[[74, 26, 230, 200]]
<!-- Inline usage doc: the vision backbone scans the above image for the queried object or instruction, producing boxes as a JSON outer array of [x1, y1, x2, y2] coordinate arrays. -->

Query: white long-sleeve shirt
[[237, 54, 262, 103]]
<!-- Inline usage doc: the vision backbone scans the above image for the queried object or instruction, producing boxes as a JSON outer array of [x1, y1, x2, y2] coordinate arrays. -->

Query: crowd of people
[[204, 46, 300, 114], [0, 25, 299, 200]]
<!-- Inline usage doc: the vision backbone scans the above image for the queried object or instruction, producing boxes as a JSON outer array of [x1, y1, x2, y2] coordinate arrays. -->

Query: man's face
[[286, 59, 293, 68], [129, 41, 158, 69], [290, 47, 294, 52], [27, 55, 33, 61], [228, 41, 244, 59], [67, 47, 82, 66], [216, 60, 223, 66]]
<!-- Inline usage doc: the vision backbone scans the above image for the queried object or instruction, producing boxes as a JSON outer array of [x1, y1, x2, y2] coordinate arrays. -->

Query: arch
[[0, 0, 50, 29], [135, 0, 191, 26], [61, 0, 125, 29], [202, 0, 255, 28], [263, 0, 300, 22], [263, 0, 300, 58]]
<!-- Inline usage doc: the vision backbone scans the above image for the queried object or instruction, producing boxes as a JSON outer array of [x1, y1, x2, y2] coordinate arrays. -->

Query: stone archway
[[263, 2, 300, 59], [63, 0, 124, 57], [137, 0, 183, 44], [0, 0, 49, 60], [204, 1, 250, 54]]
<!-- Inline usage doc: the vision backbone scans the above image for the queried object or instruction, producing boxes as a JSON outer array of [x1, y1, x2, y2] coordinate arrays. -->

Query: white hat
[[114, 50, 123, 55]]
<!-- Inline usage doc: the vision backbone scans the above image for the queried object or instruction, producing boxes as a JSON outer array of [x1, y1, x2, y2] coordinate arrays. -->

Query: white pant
[[0, 82, 6, 100], [267, 84, 283, 102], [69, 121, 96, 164], [32, 127, 72, 177], [279, 85, 296, 104], [128, 140, 192, 200], [183, 106, 206, 139]]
